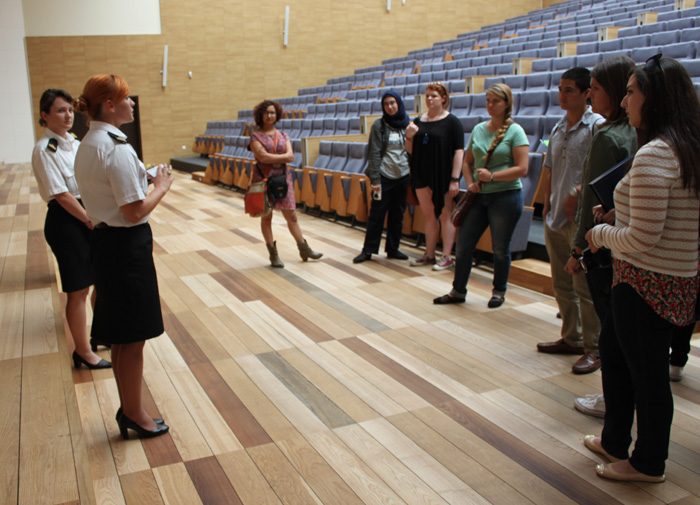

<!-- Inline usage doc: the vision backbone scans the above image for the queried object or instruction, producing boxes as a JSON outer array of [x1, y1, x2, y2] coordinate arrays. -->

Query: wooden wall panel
[[25, 0, 542, 164]]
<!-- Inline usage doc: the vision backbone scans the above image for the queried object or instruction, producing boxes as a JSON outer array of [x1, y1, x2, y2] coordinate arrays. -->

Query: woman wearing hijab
[[353, 91, 411, 263]]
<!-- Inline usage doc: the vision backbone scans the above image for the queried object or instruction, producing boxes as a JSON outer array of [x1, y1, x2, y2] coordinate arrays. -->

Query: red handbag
[[244, 180, 270, 217]]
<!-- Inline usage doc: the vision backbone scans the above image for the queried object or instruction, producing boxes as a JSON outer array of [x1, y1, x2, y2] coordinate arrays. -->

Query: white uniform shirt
[[74, 121, 149, 227], [31, 130, 81, 202]]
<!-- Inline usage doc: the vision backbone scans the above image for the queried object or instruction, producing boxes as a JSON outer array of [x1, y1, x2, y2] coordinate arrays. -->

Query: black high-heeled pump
[[117, 413, 169, 440], [72, 352, 112, 370], [115, 407, 165, 426], [90, 338, 111, 352]]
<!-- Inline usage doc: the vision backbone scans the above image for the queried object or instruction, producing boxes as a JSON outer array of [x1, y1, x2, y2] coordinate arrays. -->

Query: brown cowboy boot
[[266, 241, 284, 268], [297, 239, 322, 261]]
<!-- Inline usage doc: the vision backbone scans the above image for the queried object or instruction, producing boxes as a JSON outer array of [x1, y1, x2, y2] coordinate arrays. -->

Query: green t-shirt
[[467, 121, 529, 194]]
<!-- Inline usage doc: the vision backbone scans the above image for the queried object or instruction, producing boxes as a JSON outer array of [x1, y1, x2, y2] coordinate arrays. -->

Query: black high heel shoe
[[117, 413, 169, 440], [90, 338, 111, 352], [72, 351, 112, 370], [115, 407, 165, 426]]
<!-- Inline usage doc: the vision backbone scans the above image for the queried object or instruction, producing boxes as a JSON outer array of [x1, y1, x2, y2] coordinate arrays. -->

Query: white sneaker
[[574, 393, 605, 418], [669, 365, 684, 382], [432, 256, 455, 271]]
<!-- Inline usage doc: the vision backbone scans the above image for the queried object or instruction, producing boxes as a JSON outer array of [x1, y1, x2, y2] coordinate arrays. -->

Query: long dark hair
[[591, 56, 635, 126], [633, 55, 700, 195]]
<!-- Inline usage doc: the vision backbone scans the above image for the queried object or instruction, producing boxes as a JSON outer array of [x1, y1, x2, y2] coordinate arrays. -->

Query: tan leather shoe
[[596, 462, 665, 483], [583, 435, 621, 462]]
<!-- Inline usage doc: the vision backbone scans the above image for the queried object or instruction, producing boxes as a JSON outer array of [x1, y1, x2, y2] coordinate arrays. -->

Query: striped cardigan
[[589, 138, 699, 278]]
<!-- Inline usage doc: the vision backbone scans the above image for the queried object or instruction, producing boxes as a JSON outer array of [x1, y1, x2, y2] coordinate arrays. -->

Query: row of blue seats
[[305, 97, 416, 119]]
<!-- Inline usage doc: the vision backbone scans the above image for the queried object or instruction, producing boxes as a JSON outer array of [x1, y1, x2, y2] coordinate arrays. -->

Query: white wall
[[0, 0, 34, 164], [23, 0, 161, 36]]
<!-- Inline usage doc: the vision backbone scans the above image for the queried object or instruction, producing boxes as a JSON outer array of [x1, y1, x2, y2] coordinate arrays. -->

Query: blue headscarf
[[381, 91, 410, 129]]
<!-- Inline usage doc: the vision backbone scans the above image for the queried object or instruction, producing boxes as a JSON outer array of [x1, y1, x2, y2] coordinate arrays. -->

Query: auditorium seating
[[193, 0, 700, 257]]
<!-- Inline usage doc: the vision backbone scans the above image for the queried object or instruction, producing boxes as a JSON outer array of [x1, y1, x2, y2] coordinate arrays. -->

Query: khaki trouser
[[544, 221, 601, 353]]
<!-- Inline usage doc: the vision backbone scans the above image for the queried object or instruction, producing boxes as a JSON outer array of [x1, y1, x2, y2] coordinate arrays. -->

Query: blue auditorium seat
[[311, 119, 324, 137], [513, 115, 543, 151], [448, 80, 467, 93], [532, 59, 551, 72], [547, 89, 563, 116], [681, 59, 700, 82], [525, 72, 551, 90], [577, 41, 599, 55], [663, 41, 696, 60], [451, 95, 471, 116], [516, 91, 548, 116], [599, 39, 623, 52], [299, 119, 313, 138], [551, 56, 576, 71], [651, 30, 680, 46], [622, 35, 651, 50], [484, 77, 505, 90], [632, 46, 660, 62], [335, 118, 349, 135], [470, 94, 487, 116], [348, 118, 361, 134], [665, 18, 694, 31], [321, 119, 335, 136], [504, 75, 527, 90], [459, 116, 482, 138], [575, 53, 602, 68], [681, 27, 700, 43]]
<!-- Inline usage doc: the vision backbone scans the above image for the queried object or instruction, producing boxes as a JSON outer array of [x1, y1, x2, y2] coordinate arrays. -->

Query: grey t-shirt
[[379, 128, 409, 180]]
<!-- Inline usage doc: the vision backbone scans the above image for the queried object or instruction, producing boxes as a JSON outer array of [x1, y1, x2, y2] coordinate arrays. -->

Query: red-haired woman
[[249, 99, 322, 267], [74, 74, 172, 439], [405, 82, 464, 270]]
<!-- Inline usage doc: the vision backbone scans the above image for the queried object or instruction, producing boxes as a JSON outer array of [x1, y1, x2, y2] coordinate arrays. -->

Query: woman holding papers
[[584, 55, 700, 483]]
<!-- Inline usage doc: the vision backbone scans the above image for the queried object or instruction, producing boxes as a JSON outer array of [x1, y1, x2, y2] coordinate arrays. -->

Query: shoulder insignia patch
[[46, 138, 58, 153], [70, 132, 78, 140], [107, 131, 128, 144]]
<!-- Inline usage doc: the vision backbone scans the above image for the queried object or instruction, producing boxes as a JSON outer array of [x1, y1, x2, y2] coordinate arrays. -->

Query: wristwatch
[[450, 177, 460, 182], [570, 248, 583, 260]]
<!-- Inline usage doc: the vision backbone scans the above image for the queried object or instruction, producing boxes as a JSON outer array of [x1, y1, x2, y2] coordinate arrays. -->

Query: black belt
[[94, 222, 111, 229]]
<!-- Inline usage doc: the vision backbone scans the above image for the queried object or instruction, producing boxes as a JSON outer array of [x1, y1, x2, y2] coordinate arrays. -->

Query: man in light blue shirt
[[537, 67, 604, 375]]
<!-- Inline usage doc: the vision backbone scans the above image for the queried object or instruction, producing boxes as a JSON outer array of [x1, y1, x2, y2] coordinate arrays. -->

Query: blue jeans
[[452, 189, 523, 294]]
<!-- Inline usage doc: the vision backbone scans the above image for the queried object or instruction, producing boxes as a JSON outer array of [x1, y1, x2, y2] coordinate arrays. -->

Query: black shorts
[[90, 222, 164, 345], [43, 200, 94, 293]]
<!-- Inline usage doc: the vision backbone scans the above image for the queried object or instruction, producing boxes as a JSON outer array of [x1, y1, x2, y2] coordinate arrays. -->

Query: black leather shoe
[[353, 252, 372, 264], [387, 250, 408, 260], [433, 293, 466, 304], [117, 413, 169, 440], [116, 407, 165, 426], [72, 351, 112, 370], [487, 294, 505, 308]]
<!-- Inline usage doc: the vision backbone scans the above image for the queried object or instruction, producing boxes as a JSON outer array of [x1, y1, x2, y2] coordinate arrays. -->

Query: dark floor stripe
[[229, 228, 262, 244], [159, 201, 193, 221], [161, 300, 210, 365], [323, 258, 382, 284], [200, 208, 221, 218], [140, 380, 182, 468], [341, 337, 623, 505], [185, 456, 244, 505], [258, 352, 355, 429], [276, 269, 390, 333], [190, 361, 273, 448], [15, 203, 28, 216]]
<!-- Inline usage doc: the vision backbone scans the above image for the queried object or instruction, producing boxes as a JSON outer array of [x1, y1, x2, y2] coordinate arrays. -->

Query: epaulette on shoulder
[[46, 138, 58, 153], [108, 131, 128, 144], [70, 132, 78, 140]]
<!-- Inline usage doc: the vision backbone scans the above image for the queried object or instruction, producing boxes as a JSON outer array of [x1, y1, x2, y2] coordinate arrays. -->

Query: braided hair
[[484, 83, 514, 162]]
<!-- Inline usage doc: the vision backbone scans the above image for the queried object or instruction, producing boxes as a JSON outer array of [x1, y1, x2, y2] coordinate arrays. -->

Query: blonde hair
[[425, 82, 450, 109], [486, 82, 514, 120]]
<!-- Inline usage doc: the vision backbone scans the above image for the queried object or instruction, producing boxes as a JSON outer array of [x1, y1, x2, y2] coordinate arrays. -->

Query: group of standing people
[[32, 75, 173, 440], [353, 82, 529, 309]]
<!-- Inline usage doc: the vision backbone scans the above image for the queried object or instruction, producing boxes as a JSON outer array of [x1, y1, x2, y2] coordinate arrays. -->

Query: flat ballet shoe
[[596, 462, 665, 483], [583, 435, 622, 462]]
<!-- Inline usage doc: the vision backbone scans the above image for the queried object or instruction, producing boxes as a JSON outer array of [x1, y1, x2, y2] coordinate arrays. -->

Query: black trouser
[[670, 322, 694, 367], [361, 175, 408, 255], [600, 283, 673, 476]]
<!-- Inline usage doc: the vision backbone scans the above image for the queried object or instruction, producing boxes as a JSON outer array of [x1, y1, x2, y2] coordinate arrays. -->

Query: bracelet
[[489, 172, 495, 182], [570, 248, 583, 260], [450, 177, 460, 182]]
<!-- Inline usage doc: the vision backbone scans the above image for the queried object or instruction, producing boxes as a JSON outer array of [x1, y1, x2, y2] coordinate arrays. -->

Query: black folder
[[588, 156, 633, 212]]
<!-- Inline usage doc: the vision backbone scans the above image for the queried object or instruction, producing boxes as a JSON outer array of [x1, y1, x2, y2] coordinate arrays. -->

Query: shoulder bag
[[451, 122, 511, 227]]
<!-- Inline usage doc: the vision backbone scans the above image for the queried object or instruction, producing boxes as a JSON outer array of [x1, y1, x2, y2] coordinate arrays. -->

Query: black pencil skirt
[[43, 199, 94, 293], [90, 222, 164, 345]]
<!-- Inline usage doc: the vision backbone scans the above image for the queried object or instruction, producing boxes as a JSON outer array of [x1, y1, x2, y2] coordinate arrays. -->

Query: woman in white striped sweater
[[582, 55, 700, 483]]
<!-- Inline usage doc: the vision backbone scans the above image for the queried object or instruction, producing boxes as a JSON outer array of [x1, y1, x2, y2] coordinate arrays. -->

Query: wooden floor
[[2, 163, 699, 505]]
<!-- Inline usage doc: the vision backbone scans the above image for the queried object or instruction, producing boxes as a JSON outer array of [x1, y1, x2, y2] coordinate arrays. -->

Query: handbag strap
[[255, 129, 287, 179]]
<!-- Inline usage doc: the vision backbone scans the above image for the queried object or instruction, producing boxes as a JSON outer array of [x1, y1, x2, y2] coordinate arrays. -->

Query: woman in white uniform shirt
[[74, 74, 173, 439], [31, 88, 110, 370]]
